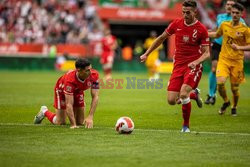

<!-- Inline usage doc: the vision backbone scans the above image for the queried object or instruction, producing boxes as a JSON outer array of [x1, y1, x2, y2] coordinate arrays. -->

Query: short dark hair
[[75, 58, 91, 69], [183, 0, 197, 8], [232, 2, 244, 11]]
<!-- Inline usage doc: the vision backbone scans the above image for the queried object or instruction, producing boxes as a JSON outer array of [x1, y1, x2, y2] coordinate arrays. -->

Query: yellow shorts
[[145, 53, 159, 68], [216, 57, 245, 84]]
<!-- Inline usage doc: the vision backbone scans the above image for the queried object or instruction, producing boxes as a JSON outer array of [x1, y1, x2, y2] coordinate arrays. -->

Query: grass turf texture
[[0, 71, 250, 167]]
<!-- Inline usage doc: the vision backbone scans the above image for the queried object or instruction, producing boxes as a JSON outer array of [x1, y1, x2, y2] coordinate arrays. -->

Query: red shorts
[[167, 64, 203, 92], [53, 87, 85, 110], [100, 52, 114, 64]]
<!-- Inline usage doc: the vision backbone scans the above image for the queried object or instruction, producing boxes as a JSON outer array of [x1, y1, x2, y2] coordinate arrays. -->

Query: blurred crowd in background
[[0, 0, 249, 45], [0, 0, 102, 44]]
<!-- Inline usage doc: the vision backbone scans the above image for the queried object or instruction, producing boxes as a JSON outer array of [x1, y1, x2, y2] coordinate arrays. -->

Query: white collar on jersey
[[184, 19, 198, 26]]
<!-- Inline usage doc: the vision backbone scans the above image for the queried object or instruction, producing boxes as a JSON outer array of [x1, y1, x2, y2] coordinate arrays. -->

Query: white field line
[[1, 123, 250, 136]]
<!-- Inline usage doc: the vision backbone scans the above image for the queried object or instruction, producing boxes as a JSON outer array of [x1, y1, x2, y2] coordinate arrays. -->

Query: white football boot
[[181, 126, 191, 133], [33, 106, 47, 124]]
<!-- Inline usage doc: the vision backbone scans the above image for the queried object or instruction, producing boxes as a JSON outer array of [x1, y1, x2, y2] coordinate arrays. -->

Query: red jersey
[[55, 69, 99, 96], [165, 18, 209, 65], [101, 35, 116, 54]]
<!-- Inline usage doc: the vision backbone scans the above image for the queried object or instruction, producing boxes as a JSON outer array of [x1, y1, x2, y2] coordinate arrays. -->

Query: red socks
[[190, 92, 197, 100], [104, 69, 111, 75], [181, 98, 191, 127], [45, 110, 56, 124]]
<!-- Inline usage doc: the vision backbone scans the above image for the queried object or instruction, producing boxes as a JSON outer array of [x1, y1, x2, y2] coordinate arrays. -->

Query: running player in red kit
[[34, 58, 99, 129], [140, 0, 210, 132], [100, 29, 118, 80]]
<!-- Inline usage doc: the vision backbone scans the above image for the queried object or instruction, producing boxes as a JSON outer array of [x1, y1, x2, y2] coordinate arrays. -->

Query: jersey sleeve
[[245, 28, 250, 44], [165, 19, 177, 35], [91, 72, 99, 89], [200, 26, 210, 46], [216, 23, 223, 37], [63, 82, 75, 95]]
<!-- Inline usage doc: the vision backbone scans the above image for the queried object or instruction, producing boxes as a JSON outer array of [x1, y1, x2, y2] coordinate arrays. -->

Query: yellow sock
[[231, 84, 240, 108]]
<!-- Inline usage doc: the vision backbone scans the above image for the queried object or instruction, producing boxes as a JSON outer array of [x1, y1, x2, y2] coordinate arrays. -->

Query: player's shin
[[231, 84, 240, 108], [181, 97, 191, 127], [217, 83, 229, 102]]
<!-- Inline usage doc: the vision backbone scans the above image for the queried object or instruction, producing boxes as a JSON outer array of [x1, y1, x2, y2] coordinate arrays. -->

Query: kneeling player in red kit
[[34, 58, 99, 129]]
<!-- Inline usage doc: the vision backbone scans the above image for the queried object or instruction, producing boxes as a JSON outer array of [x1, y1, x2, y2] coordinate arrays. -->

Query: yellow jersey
[[217, 21, 250, 60], [144, 37, 163, 56]]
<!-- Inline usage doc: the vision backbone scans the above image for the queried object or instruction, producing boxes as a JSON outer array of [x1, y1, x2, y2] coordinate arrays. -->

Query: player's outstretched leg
[[190, 88, 203, 108]]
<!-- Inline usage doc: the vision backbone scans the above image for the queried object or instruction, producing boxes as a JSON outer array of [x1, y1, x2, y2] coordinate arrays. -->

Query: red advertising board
[[0, 43, 88, 57], [97, 3, 182, 23]]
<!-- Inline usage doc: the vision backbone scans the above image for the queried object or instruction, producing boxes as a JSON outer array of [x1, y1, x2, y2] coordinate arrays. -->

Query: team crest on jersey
[[183, 35, 189, 43], [66, 86, 72, 92], [236, 32, 242, 37]]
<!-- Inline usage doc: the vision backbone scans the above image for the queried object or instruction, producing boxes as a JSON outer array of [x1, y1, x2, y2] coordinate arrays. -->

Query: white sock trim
[[52, 116, 57, 124], [42, 110, 48, 114], [181, 97, 190, 104]]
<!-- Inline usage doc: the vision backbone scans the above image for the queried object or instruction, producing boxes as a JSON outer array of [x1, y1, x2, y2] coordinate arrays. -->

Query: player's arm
[[208, 31, 221, 38], [111, 39, 118, 50], [65, 94, 78, 128], [232, 29, 250, 51], [188, 45, 210, 69], [208, 24, 223, 38], [140, 31, 169, 62], [231, 43, 250, 51], [84, 88, 99, 128]]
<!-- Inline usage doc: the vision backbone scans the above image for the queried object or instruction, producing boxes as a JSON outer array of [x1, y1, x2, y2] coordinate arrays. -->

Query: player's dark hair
[[226, 0, 237, 2], [75, 58, 91, 69], [232, 2, 244, 11], [183, 0, 197, 8]]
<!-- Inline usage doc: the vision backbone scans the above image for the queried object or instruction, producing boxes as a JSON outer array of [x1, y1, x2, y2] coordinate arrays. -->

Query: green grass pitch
[[0, 71, 250, 167]]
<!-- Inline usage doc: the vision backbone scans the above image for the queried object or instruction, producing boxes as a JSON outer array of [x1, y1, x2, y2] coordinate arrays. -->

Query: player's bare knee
[[180, 94, 188, 100], [168, 99, 176, 105], [56, 120, 66, 125], [76, 122, 83, 126], [76, 119, 84, 126]]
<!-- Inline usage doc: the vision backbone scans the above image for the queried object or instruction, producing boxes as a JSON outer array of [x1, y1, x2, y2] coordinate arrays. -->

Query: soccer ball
[[115, 117, 134, 134]]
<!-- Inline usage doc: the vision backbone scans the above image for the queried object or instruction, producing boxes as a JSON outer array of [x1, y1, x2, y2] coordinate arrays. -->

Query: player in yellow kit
[[208, 2, 250, 116], [144, 31, 163, 80]]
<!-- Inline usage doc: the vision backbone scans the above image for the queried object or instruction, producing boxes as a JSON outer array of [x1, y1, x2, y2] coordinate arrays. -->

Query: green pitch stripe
[[1, 123, 250, 136]]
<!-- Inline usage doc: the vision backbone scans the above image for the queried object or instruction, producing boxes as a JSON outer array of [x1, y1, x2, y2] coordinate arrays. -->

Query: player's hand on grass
[[70, 125, 79, 129], [84, 116, 93, 128], [140, 54, 148, 62]]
